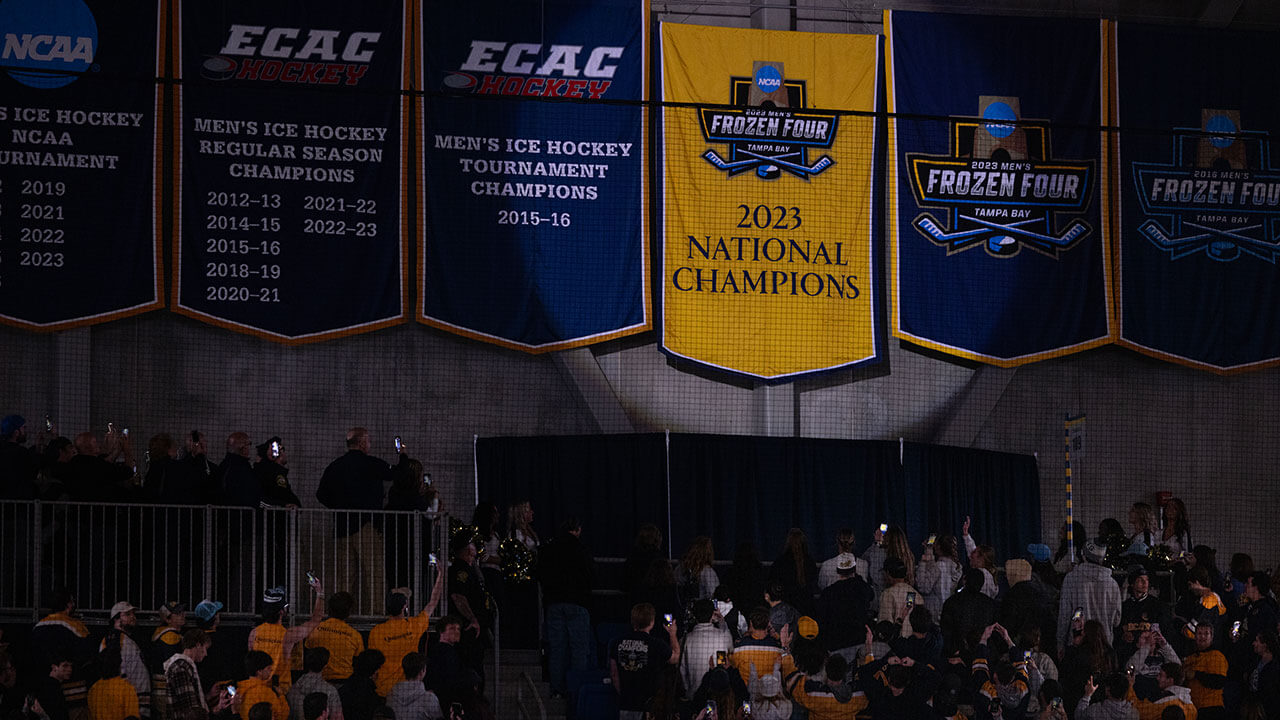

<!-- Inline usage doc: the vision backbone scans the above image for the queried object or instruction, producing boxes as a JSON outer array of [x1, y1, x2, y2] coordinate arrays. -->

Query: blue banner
[[887, 11, 1113, 365], [0, 0, 162, 330], [1117, 25, 1280, 372], [420, 0, 647, 351], [175, 0, 408, 342]]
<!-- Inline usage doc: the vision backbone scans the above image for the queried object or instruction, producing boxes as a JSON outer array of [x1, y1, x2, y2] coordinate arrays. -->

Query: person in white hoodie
[[384, 653, 442, 720], [1057, 539, 1123, 649]]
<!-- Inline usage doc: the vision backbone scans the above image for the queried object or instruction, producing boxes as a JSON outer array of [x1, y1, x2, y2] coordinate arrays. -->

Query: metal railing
[[0, 499, 448, 625]]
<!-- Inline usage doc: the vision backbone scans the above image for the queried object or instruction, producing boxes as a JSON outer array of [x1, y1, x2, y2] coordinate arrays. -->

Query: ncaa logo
[[753, 65, 781, 94], [0, 0, 98, 89]]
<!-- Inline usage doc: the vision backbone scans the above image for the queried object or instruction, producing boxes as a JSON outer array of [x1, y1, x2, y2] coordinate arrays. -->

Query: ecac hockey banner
[[0, 0, 163, 330], [175, 0, 409, 343], [420, 0, 647, 352], [660, 24, 882, 381], [887, 11, 1113, 365], [1117, 25, 1280, 372]]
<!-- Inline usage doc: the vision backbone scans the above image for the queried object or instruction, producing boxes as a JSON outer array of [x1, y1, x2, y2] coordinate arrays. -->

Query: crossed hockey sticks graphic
[[702, 148, 834, 177]]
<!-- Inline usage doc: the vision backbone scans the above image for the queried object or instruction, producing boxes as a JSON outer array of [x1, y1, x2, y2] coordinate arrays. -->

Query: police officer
[[254, 436, 301, 508]]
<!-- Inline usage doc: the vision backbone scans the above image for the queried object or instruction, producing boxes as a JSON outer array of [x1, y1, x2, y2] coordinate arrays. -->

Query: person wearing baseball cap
[[0, 413, 38, 499], [188, 600, 237, 694], [249, 576, 326, 694], [104, 601, 152, 717], [815, 552, 874, 653], [1116, 566, 1171, 660], [151, 601, 188, 669]]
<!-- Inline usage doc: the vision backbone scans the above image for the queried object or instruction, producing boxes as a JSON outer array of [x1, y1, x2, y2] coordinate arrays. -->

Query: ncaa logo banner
[[174, 0, 409, 343], [1117, 25, 1280, 372], [887, 11, 1114, 365], [420, 0, 647, 352], [660, 24, 882, 381], [0, 0, 163, 330]]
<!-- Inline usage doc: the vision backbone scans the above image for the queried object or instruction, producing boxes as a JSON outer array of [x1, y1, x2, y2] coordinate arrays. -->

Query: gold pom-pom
[[498, 536, 536, 583]]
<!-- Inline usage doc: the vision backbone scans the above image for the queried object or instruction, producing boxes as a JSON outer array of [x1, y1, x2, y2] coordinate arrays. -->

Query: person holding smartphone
[[679, 599, 733, 694], [879, 557, 922, 638], [254, 437, 300, 509], [608, 603, 681, 720]]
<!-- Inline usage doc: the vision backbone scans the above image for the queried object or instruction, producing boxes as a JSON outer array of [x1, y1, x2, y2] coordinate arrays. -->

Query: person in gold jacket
[[88, 644, 139, 720], [248, 578, 326, 694], [236, 651, 290, 720]]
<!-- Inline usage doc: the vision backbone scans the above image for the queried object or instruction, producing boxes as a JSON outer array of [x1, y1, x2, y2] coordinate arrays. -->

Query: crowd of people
[[3, 414, 1280, 719], [0, 566, 508, 720], [0, 415, 440, 516], [595, 512, 1280, 720]]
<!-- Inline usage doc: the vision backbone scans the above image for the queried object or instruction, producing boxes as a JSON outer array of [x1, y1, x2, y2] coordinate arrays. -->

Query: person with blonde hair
[[1127, 502, 1158, 556], [507, 500, 539, 549]]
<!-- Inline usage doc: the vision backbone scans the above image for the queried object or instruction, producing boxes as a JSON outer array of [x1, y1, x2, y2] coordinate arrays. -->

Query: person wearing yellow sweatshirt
[[236, 651, 290, 720]]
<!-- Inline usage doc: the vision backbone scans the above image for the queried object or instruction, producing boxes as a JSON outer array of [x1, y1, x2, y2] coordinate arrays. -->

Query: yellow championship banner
[[660, 24, 883, 381]]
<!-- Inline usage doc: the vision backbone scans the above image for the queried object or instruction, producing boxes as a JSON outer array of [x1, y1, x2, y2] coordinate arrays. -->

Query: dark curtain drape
[[666, 434, 904, 563], [474, 433, 668, 557], [902, 442, 1041, 562], [475, 434, 1041, 564]]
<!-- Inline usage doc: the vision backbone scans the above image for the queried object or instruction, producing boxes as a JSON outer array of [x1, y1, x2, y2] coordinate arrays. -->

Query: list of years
[[191, 117, 387, 305], [0, 104, 140, 290]]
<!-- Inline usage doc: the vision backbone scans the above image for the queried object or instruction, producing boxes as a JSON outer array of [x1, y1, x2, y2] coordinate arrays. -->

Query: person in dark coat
[[538, 517, 596, 698], [317, 427, 395, 609], [338, 650, 385, 720], [220, 432, 258, 507], [941, 568, 997, 660], [254, 437, 301, 508], [815, 553, 875, 652]]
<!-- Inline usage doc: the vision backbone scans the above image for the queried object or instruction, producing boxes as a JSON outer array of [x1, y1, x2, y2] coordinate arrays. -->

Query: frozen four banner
[[0, 0, 162, 330], [887, 11, 1113, 365], [660, 24, 883, 381], [1117, 25, 1280, 372], [421, 0, 647, 351], [175, 0, 409, 342]]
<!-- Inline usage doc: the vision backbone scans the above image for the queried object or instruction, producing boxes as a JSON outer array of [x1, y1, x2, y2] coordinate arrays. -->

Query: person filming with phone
[[609, 603, 680, 720], [254, 437, 300, 509]]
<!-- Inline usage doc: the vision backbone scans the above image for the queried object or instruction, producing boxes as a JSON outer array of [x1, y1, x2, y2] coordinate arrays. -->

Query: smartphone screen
[[1072, 608, 1083, 622], [663, 613, 673, 624], [394, 436, 403, 452], [927, 534, 936, 545], [715, 650, 727, 666], [906, 592, 916, 606], [879, 523, 888, 533], [270, 440, 281, 459], [423, 472, 432, 486]]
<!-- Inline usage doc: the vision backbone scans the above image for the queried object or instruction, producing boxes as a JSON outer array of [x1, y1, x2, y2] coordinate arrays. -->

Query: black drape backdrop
[[476, 433, 1040, 564], [902, 442, 1042, 562], [666, 434, 904, 563], [474, 433, 668, 557]]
